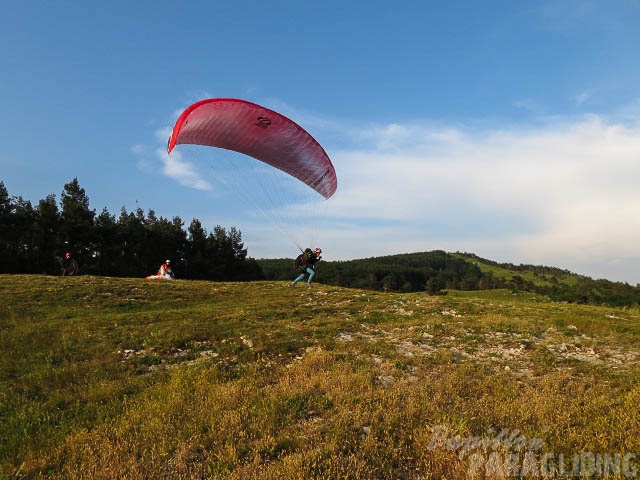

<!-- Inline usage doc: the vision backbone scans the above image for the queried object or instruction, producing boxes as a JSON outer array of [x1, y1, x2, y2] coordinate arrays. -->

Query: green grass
[[2, 275, 640, 479]]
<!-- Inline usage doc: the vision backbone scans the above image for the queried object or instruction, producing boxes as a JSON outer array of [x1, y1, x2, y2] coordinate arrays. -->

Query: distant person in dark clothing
[[60, 252, 78, 276]]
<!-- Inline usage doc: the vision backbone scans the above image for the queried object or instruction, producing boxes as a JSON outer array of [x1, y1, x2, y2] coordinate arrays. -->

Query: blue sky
[[2, 1, 640, 283]]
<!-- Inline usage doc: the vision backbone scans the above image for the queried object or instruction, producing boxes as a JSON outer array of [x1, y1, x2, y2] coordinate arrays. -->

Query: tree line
[[259, 251, 501, 293], [259, 251, 640, 307], [0, 179, 262, 280], [3, 179, 639, 306]]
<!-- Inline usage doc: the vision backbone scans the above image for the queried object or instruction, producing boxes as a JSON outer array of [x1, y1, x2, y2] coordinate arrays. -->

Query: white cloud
[[133, 124, 213, 191], [320, 114, 640, 282], [154, 125, 173, 143], [155, 148, 212, 191]]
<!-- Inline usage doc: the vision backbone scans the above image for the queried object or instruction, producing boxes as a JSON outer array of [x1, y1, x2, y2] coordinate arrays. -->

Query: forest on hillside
[[259, 251, 496, 293], [258, 252, 640, 307]]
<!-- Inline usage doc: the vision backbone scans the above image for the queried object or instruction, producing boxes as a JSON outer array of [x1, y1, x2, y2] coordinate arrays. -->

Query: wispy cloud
[[132, 124, 213, 191], [574, 90, 594, 107], [513, 98, 545, 114], [535, 0, 600, 32], [130, 144, 147, 155], [155, 148, 212, 191]]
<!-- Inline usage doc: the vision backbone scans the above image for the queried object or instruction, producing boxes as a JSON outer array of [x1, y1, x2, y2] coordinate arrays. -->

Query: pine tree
[[60, 178, 95, 266], [34, 194, 60, 273]]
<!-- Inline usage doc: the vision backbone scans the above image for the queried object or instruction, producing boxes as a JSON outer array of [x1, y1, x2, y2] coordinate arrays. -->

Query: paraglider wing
[[167, 98, 337, 199]]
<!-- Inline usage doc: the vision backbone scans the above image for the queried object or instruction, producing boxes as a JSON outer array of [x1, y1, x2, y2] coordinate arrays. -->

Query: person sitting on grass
[[146, 259, 174, 280]]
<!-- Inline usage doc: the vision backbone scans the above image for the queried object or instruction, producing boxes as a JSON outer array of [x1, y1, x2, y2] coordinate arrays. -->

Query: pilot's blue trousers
[[292, 267, 315, 285]]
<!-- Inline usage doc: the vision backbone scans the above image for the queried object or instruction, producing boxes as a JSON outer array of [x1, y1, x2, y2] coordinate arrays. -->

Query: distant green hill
[[257, 250, 640, 307], [451, 252, 585, 288], [452, 252, 588, 287]]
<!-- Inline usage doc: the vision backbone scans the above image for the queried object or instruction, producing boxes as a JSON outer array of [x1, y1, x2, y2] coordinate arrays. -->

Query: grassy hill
[[2, 274, 640, 478], [452, 252, 585, 288]]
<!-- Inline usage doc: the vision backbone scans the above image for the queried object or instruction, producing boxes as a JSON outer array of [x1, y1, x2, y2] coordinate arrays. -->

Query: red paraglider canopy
[[167, 98, 337, 199]]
